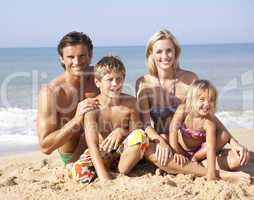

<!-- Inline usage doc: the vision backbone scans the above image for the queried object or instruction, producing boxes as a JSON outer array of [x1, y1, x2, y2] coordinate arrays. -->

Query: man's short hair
[[95, 56, 126, 80], [57, 31, 93, 61]]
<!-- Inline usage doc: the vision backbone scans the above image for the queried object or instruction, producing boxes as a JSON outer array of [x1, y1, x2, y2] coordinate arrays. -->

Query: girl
[[170, 79, 218, 180]]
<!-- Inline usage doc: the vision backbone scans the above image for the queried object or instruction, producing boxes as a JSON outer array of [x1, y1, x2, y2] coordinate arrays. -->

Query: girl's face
[[194, 90, 215, 117], [152, 39, 176, 70]]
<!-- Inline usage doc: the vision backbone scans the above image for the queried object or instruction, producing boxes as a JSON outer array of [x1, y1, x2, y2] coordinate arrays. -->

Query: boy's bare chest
[[98, 106, 130, 133]]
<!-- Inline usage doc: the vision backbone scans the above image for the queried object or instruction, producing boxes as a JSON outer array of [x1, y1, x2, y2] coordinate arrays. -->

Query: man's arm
[[37, 87, 83, 154], [84, 111, 111, 180]]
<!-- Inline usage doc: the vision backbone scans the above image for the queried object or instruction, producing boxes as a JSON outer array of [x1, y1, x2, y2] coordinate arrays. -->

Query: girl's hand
[[173, 153, 189, 166], [155, 139, 173, 166]]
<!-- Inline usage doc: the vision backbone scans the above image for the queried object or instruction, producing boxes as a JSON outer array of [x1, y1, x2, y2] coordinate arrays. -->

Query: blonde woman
[[136, 29, 250, 183]]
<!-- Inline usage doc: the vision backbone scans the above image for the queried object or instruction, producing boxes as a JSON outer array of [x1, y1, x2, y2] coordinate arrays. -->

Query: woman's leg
[[145, 142, 251, 184], [195, 128, 249, 170]]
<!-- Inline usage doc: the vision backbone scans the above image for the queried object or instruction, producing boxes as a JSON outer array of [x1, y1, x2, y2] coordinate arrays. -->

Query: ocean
[[0, 44, 254, 155]]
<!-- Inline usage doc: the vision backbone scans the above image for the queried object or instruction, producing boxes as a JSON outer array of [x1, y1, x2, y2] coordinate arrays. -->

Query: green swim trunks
[[58, 151, 73, 166]]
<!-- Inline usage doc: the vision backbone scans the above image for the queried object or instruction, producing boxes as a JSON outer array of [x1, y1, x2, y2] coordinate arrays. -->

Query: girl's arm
[[169, 104, 188, 156], [204, 118, 217, 180]]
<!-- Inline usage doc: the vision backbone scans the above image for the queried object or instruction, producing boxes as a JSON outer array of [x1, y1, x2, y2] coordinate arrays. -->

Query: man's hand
[[74, 98, 99, 125], [100, 128, 125, 152], [155, 139, 173, 166], [173, 153, 189, 166]]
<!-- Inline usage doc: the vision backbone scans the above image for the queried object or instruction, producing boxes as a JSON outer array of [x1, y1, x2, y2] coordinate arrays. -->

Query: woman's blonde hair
[[145, 29, 181, 77], [185, 79, 218, 115]]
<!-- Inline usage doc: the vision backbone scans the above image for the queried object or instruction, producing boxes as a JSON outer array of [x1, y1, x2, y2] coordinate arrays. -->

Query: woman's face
[[152, 39, 176, 70]]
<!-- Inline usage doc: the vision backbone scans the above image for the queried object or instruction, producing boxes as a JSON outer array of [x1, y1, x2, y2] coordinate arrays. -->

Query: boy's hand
[[155, 139, 173, 166], [173, 153, 189, 166], [100, 128, 125, 152]]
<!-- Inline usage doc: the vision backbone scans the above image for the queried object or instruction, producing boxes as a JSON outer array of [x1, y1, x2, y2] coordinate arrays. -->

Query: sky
[[1, 0, 254, 47]]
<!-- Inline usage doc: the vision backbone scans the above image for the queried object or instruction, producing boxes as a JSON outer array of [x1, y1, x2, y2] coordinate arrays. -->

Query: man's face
[[95, 71, 124, 98], [60, 44, 91, 76]]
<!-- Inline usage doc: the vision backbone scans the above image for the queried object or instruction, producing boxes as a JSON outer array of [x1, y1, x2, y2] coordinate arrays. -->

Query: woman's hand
[[173, 153, 189, 166], [231, 141, 250, 166], [155, 139, 173, 166]]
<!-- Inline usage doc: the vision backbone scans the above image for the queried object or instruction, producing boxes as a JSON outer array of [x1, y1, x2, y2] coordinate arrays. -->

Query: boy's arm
[[169, 104, 188, 156], [84, 111, 111, 180], [204, 119, 217, 180]]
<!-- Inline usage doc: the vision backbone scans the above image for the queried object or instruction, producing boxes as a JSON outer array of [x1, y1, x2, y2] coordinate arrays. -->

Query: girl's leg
[[145, 142, 251, 184]]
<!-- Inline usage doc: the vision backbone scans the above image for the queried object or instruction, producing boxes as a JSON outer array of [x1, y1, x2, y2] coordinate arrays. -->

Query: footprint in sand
[[0, 176, 18, 187]]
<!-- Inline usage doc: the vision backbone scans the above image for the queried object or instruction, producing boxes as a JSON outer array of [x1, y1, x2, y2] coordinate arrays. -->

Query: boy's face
[[95, 71, 124, 98]]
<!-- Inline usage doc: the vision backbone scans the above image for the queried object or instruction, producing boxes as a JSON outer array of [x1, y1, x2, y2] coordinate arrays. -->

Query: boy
[[71, 56, 148, 183]]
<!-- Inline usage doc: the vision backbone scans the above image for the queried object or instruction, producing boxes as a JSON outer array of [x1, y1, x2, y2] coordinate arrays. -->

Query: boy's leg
[[118, 129, 149, 174], [118, 145, 142, 174]]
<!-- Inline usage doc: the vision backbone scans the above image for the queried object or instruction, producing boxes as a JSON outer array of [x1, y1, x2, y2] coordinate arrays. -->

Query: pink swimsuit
[[180, 126, 206, 140]]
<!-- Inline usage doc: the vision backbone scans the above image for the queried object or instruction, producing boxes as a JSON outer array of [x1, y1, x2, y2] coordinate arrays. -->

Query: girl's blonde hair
[[145, 29, 181, 77], [185, 79, 218, 114]]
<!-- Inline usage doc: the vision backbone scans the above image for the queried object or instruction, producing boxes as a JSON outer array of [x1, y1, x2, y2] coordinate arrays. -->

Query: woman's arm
[[136, 77, 172, 166]]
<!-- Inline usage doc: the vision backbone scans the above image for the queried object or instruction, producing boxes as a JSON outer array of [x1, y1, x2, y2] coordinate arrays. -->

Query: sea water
[[0, 44, 253, 154]]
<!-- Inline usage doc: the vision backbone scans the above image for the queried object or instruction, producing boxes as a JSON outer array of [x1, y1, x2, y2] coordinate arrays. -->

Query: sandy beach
[[1, 129, 254, 200]]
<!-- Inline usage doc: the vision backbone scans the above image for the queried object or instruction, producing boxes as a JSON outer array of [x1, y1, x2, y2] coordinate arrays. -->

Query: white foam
[[0, 107, 36, 136], [216, 110, 254, 129], [0, 107, 253, 148]]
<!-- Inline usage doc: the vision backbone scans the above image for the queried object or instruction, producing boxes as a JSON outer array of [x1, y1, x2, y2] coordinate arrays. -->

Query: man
[[37, 31, 99, 165]]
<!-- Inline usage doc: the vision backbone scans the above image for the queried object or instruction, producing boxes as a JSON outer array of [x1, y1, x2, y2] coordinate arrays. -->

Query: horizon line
[[0, 42, 254, 49]]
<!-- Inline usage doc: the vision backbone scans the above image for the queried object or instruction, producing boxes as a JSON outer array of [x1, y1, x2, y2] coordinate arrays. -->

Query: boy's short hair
[[186, 79, 218, 114], [57, 31, 93, 68], [95, 56, 126, 80]]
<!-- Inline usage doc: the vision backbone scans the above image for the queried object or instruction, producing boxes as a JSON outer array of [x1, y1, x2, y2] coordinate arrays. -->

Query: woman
[[136, 29, 250, 183]]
